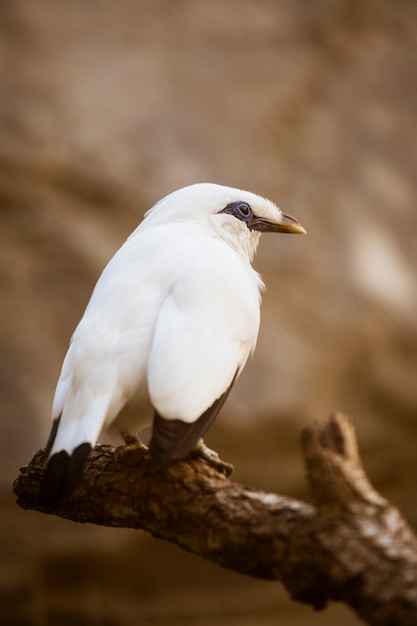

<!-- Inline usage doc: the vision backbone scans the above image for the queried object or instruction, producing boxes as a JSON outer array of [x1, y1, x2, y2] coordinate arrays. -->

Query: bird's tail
[[40, 416, 92, 505]]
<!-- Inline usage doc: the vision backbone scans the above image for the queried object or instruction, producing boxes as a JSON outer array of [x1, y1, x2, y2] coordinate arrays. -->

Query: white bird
[[41, 183, 305, 503]]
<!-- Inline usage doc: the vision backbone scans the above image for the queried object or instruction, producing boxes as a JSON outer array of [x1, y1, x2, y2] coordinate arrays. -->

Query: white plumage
[[42, 182, 305, 502]]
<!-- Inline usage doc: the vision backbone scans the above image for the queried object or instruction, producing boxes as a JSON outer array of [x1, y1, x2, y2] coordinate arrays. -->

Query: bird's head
[[142, 183, 306, 260]]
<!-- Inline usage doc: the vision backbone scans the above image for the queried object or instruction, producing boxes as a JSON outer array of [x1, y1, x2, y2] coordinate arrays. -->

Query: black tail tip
[[40, 443, 92, 506]]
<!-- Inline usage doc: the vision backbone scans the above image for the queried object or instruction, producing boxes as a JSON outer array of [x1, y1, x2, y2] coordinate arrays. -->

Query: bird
[[40, 182, 306, 504]]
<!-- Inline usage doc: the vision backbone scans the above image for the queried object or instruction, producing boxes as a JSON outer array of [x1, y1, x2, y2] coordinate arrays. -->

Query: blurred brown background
[[1, 1, 416, 624]]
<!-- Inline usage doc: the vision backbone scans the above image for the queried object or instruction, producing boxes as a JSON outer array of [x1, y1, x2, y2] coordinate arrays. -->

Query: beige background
[[1, 1, 416, 624]]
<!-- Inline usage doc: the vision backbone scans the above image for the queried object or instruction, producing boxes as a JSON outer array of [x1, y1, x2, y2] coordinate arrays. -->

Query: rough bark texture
[[13, 413, 417, 626]]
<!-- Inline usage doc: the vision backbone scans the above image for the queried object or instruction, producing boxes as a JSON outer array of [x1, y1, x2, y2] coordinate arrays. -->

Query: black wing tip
[[40, 450, 70, 506], [149, 414, 191, 465], [40, 442, 92, 506]]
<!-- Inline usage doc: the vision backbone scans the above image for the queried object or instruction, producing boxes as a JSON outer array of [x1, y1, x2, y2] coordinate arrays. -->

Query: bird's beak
[[249, 212, 307, 234]]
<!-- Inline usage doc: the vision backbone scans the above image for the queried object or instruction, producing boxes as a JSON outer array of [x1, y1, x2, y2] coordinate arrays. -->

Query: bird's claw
[[121, 430, 146, 447], [189, 441, 234, 477], [114, 432, 148, 464]]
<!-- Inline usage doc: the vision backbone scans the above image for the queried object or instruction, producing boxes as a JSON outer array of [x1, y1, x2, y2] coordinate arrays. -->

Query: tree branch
[[13, 413, 417, 625]]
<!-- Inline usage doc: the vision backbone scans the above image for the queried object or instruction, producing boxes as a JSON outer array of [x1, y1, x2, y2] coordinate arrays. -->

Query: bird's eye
[[236, 202, 251, 219], [220, 201, 253, 223]]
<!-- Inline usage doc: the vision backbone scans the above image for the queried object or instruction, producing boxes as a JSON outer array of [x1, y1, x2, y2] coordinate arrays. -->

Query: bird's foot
[[189, 440, 234, 477], [121, 430, 146, 447], [114, 432, 148, 462]]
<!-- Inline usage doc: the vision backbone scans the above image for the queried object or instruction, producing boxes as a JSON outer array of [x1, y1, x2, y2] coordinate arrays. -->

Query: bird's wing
[[147, 237, 261, 460], [41, 231, 164, 503], [47, 230, 169, 457]]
